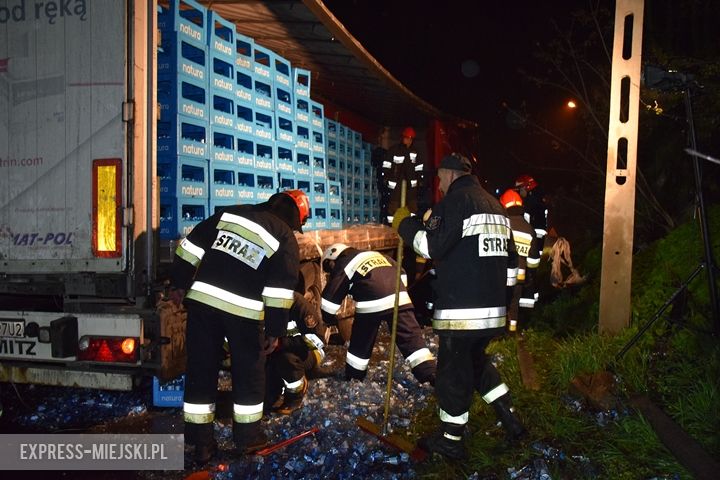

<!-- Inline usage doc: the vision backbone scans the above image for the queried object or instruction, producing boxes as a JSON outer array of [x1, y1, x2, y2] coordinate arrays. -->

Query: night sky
[[323, 0, 581, 123], [322, 0, 587, 189]]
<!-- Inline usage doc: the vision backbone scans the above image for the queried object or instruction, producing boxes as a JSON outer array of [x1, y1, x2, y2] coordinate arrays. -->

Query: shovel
[[355, 180, 427, 461]]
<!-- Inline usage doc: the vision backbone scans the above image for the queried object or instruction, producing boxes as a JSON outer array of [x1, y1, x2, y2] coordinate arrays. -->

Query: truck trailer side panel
[[0, 0, 126, 274]]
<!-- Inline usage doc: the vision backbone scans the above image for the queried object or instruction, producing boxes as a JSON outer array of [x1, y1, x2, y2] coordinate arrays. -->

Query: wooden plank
[[630, 395, 720, 480], [516, 336, 540, 391]]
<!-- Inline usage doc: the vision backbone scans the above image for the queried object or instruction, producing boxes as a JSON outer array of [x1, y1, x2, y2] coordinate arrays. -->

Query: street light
[[566, 100, 577, 109]]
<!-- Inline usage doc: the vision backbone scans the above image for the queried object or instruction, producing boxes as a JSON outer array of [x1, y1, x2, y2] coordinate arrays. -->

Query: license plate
[[0, 319, 25, 338]]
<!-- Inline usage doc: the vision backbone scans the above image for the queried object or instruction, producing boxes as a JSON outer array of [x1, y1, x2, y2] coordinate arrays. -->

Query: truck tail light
[[77, 336, 138, 363], [92, 158, 122, 258]]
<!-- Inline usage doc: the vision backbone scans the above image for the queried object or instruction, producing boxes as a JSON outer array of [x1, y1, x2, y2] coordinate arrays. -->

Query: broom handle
[[382, 179, 406, 436]]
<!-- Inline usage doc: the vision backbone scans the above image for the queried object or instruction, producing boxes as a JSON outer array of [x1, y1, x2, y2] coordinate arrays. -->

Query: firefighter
[[266, 291, 328, 415], [500, 189, 539, 332], [514, 174, 547, 306], [382, 127, 427, 285], [320, 243, 436, 385], [382, 126, 425, 223], [396, 153, 526, 461], [169, 189, 310, 465]]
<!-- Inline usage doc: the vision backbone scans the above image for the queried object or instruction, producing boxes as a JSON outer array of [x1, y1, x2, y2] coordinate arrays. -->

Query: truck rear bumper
[[0, 363, 135, 391]]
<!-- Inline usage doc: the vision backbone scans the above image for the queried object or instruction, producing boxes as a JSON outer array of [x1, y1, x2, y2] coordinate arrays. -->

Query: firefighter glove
[[391, 206, 411, 231]]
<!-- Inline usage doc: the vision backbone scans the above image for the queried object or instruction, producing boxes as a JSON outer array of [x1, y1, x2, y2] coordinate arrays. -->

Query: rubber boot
[[274, 377, 308, 415], [233, 421, 269, 455], [491, 394, 528, 444], [417, 422, 467, 461], [184, 422, 217, 467]]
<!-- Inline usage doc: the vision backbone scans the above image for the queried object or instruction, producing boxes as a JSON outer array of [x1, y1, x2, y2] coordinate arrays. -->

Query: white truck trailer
[[0, 0, 398, 390]]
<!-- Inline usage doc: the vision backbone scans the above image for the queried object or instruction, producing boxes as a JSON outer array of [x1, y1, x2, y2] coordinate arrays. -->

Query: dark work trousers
[[520, 268, 536, 310], [346, 309, 434, 383], [507, 283, 523, 328], [435, 335, 501, 420], [266, 336, 318, 404], [184, 301, 265, 445]]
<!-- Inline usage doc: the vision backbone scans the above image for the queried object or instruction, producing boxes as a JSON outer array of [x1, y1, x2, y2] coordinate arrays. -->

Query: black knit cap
[[438, 153, 472, 173]]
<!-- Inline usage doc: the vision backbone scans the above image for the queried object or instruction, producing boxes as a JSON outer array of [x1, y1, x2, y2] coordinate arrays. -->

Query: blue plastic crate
[[207, 11, 236, 62], [152, 374, 185, 407], [254, 110, 274, 142], [254, 140, 274, 171], [295, 149, 311, 177], [235, 102, 254, 137], [326, 156, 338, 178], [295, 98, 310, 125], [275, 112, 295, 145], [209, 56, 234, 96], [312, 129, 325, 155], [295, 124, 310, 151], [158, 0, 207, 48], [312, 179, 327, 204], [312, 154, 326, 179], [253, 75, 273, 111], [274, 53, 292, 90], [275, 142, 295, 174], [235, 70, 253, 105], [158, 115, 209, 160], [158, 39, 208, 84], [210, 92, 235, 128], [293, 68, 310, 99], [252, 44, 273, 81], [235, 134, 255, 169], [210, 126, 236, 164], [278, 172, 296, 191], [210, 197, 239, 214], [158, 76, 208, 123], [159, 197, 208, 240], [311, 101, 324, 130], [325, 119, 337, 140], [255, 172, 276, 202], [329, 205, 343, 229], [338, 124, 347, 142], [158, 156, 209, 199], [210, 165, 239, 201], [328, 180, 342, 207], [235, 32, 254, 73], [236, 168, 257, 203], [275, 85, 293, 117], [295, 175, 312, 197], [313, 204, 328, 230], [326, 138, 337, 155]]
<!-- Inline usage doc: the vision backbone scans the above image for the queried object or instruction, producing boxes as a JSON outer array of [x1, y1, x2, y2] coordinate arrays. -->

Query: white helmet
[[322, 243, 350, 263]]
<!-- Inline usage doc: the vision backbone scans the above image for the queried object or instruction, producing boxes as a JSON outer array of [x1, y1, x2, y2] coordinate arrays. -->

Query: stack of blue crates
[[158, 0, 210, 240], [157, 1, 383, 238]]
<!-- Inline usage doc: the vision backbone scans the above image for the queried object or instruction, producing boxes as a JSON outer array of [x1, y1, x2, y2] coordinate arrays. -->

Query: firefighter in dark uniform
[[265, 292, 327, 415], [396, 153, 527, 460], [382, 126, 425, 224], [514, 174, 547, 306], [169, 189, 310, 464], [320, 243, 436, 385], [500, 189, 540, 332], [383, 127, 427, 285]]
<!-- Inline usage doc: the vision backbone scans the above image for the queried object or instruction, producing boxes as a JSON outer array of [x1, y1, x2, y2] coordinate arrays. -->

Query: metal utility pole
[[599, 0, 645, 334]]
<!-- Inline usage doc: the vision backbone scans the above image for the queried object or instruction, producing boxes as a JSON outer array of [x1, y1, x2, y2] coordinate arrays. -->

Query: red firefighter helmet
[[514, 174, 538, 191], [500, 189, 523, 209], [283, 189, 311, 226], [402, 126, 416, 139], [269, 189, 310, 232]]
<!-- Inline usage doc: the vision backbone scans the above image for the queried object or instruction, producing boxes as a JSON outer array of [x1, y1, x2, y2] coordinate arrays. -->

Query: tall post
[[599, 0, 645, 334]]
